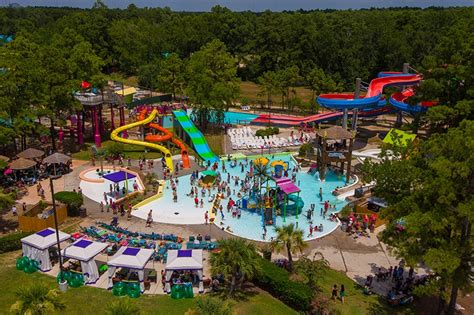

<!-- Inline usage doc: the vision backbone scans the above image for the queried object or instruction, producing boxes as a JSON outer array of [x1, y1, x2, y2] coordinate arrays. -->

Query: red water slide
[[138, 110, 190, 168]]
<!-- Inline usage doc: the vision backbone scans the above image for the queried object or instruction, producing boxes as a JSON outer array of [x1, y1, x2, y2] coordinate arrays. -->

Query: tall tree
[[306, 67, 341, 113], [186, 39, 240, 130], [257, 71, 280, 109], [362, 121, 474, 315], [271, 223, 307, 271], [156, 53, 186, 99]]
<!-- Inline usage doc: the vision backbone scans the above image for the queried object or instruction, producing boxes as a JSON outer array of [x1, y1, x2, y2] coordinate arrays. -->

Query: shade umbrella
[[43, 152, 71, 165], [43, 152, 72, 177], [17, 148, 45, 159], [9, 157, 37, 170], [0, 155, 9, 162], [201, 170, 217, 177]]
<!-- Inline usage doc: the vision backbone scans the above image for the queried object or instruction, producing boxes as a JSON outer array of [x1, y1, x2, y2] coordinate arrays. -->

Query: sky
[[4, 0, 474, 11]]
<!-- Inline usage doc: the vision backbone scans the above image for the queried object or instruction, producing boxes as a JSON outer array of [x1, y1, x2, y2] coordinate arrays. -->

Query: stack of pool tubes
[[16, 256, 40, 274], [171, 283, 194, 299], [56, 270, 84, 288], [112, 281, 141, 298]]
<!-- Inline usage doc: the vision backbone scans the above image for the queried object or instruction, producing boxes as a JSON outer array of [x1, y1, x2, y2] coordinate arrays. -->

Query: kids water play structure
[[172, 110, 220, 163], [110, 109, 174, 171]]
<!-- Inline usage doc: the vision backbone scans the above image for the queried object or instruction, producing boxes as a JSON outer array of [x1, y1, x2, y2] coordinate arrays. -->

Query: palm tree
[[193, 296, 232, 315], [92, 146, 108, 173], [106, 298, 140, 315], [271, 223, 308, 272], [253, 162, 270, 199], [210, 238, 261, 295], [10, 284, 65, 315]]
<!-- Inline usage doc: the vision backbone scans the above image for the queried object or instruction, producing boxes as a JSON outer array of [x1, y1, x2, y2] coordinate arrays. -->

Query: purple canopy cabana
[[103, 171, 136, 183]]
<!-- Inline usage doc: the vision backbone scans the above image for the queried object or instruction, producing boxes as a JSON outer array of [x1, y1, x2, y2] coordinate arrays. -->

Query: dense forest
[[1, 4, 472, 86]]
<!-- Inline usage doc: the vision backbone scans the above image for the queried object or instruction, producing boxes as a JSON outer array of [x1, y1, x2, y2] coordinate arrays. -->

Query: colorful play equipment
[[254, 157, 269, 166], [139, 109, 190, 168], [173, 110, 220, 163], [74, 85, 129, 147], [253, 64, 435, 128], [238, 159, 303, 226], [110, 109, 174, 171]]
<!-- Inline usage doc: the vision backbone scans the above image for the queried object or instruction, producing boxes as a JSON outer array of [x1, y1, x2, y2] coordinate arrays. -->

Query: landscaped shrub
[[0, 232, 32, 254], [54, 191, 84, 217], [256, 127, 279, 137], [254, 258, 312, 312], [299, 143, 314, 157]]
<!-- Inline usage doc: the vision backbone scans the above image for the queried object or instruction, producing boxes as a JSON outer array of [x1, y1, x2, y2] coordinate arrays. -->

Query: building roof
[[274, 177, 300, 194], [317, 126, 354, 139], [383, 128, 416, 146]]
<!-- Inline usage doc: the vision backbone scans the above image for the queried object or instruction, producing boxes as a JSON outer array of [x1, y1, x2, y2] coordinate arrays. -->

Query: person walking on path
[[331, 285, 338, 301], [339, 284, 345, 303], [146, 210, 153, 227]]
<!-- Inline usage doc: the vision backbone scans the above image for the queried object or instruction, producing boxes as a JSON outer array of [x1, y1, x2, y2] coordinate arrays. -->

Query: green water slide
[[172, 110, 220, 163]]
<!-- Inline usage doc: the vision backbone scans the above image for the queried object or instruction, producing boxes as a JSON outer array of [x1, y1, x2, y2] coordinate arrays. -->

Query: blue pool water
[[134, 153, 353, 242], [162, 109, 257, 128]]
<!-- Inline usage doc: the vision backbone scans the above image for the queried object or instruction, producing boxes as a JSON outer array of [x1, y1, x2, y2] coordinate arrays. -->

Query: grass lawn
[[72, 140, 166, 160], [0, 251, 296, 315], [318, 267, 400, 315], [239, 81, 314, 107], [204, 133, 225, 156]]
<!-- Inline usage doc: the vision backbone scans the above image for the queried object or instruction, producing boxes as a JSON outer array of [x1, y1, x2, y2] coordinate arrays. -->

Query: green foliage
[[210, 238, 261, 295], [254, 257, 312, 312], [0, 189, 15, 210], [194, 296, 233, 315], [10, 284, 65, 315], [298, 143, 314, 157], [270, 223, 308, 271], [362, 120, 474, 313], [106, 298, 141, 315], [54, 191, 84, 217], [0, 232, 32, 254], [255, 127, 279, 137], [106, 142, 125, 158], [293, 253, 330, 291], [186, 39, 240, 129]]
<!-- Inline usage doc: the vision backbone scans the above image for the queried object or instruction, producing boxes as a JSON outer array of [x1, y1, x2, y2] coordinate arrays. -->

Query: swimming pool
[[183, 109, 257, 125], [133, 153, 354, 241]]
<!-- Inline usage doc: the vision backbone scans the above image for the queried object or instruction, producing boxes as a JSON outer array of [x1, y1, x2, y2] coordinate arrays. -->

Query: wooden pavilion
[[315, 126, 354, 182]]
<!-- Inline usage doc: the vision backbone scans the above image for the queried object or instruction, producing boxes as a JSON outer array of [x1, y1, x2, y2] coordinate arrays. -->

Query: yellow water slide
[[110, 109, 174, 172]]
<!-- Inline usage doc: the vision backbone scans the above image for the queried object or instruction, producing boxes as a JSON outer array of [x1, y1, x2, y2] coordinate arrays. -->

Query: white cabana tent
[[107, 247, 154, 293], [165, 249, 204, 293], [61, 239, 108, 284], [21, 228, 71, 272]]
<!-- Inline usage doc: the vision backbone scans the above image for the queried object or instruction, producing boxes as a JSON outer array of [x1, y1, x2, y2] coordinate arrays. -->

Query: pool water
[[185, 109, 257, 125], [133, 153, 353, 241]]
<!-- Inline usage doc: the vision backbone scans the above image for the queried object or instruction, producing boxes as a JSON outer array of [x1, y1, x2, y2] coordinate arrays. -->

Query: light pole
[[50, 176, 67, 292]]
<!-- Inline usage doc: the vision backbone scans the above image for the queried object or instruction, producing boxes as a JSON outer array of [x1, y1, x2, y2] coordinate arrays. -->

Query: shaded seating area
[[165, 249, 204, 294], [21, 228, 71, 271], [61, 239, 108, 284], [103, 170, 137, 200], [43, 152, 72, 178], [107, 247, 154, 293]]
